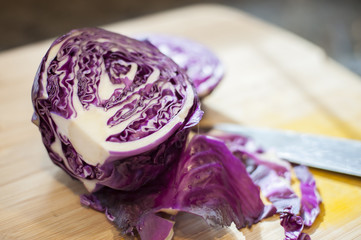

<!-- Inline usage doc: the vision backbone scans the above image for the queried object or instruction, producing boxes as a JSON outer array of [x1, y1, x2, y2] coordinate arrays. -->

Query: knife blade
[[215, 123, 361, 177]]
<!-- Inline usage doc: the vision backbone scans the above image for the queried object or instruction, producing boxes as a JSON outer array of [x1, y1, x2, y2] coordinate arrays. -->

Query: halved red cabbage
[[31, 27, 322, 240], [136, 34, 224, 98], [81, 134, 272, 239], [31, 28, 202, 192]]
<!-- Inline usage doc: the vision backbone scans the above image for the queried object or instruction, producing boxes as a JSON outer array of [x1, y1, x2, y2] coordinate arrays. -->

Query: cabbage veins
[[81, 134, 270, 239], [31, 28, 202, 192], [137, 34, 224, 98]]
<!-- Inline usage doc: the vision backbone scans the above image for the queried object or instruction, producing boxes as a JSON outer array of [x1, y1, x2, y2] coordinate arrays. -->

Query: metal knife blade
[[215, 123, 361, 177]]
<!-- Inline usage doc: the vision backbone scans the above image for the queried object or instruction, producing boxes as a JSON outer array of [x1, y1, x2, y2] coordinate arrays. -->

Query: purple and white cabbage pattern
[[294, 165, 322, 227], [32, 27, 321, 240], [81, 134, 272, 240], [81, 132, 321, 240], [32, 28, 202, 192], [136, 34, 224, 98], [210, 132, 320, 240]]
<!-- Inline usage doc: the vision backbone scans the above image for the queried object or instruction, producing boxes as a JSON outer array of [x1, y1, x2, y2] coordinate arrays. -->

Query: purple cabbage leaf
[[136, 34, 224, 98], [251, 165, 301, 214], [279, 164, 320, 240], [210, 132, 322, 239], [81, 134, 273, 239], [211, 133, 292, 180], [280, 207, 310, 240], [294, 165, 322, 227], [210, 132, 300, 213]]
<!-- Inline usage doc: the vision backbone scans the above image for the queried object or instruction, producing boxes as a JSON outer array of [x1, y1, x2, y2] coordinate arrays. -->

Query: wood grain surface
[[1, 4, 361, 240]]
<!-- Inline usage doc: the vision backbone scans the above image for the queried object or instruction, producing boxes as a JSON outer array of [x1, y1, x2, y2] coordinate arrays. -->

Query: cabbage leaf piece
[[211, 132, 321, 239], [294, 165, 321, 227], [137, 34, 224, 98], [280, 207, 310, 240], [82, 135, 270, 239], [211, 133, 300, 213], [251, 165, 301, 214]]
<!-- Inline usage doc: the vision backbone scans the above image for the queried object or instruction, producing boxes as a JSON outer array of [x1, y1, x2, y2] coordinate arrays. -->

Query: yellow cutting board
[[1, 4, 361, 240]]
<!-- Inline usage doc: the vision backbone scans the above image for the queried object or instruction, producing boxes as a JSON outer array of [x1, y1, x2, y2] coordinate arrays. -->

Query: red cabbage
[[280, 206, 313, 240], [211, 133, 292, 180], [31, 28, 202, 192], [136, 34, 224, 98], [79, 131, 321, 239], [138, 214, 175, 240], [280, 207, 308, 240], [81, 134, 271, 239], [294, 165, 321, 227], [251, 165, 301, 214], [298, 233, 312, 240], [210, 132, 321, 239], [210, 133, 300, 213]]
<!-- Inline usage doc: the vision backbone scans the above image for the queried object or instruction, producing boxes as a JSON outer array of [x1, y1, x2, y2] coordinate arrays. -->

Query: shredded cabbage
[[81, 135, 272, 239], [294, 165, 321, 227]]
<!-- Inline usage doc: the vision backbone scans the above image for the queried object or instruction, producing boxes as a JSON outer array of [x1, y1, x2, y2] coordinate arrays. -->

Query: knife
[[215, 123, 361, 177]]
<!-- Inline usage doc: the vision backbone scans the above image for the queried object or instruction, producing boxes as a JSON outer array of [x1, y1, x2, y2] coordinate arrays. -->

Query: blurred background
[[1, 0, 360, 75]]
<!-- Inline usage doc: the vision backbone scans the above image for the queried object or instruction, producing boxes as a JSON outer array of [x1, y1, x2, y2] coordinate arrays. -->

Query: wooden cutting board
[[1, 4, 361, 240]]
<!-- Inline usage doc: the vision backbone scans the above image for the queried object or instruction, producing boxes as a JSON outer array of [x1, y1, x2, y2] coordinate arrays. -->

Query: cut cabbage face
[[32, 28, 202, 192]]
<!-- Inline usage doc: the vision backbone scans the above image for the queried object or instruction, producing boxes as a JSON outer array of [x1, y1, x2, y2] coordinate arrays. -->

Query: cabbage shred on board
[[82, 135, 274, 239]]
